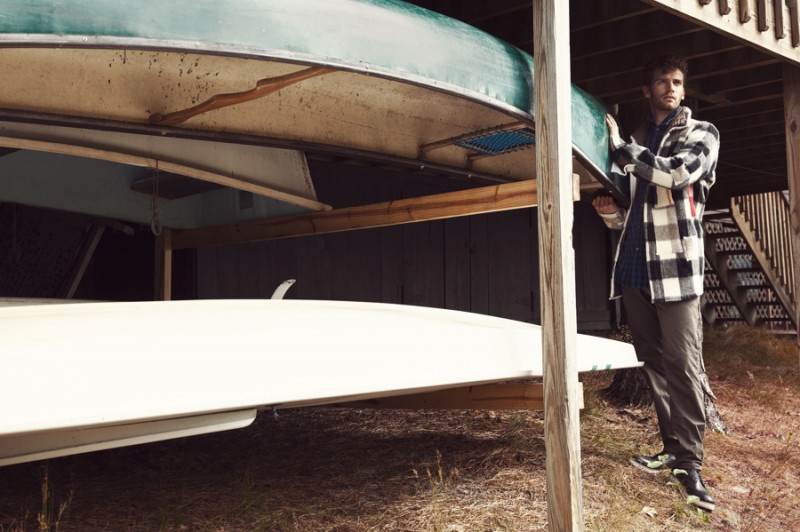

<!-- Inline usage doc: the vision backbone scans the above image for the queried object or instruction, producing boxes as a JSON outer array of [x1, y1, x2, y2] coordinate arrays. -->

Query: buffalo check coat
[[599, 107, 720, 303]]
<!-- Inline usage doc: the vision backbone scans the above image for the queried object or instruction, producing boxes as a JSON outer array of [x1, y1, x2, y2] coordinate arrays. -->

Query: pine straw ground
[[1, 326, 798, 531]]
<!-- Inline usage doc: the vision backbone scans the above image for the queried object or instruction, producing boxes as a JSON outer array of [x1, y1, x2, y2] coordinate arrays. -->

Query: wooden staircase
[[703, 191, 797, 332]]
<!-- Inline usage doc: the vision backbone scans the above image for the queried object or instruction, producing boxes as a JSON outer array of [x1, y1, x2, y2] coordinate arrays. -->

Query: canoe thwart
[[149, 66, 334, 126]]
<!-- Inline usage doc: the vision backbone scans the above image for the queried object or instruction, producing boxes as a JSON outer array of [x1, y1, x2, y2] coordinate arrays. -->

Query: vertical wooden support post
[[533, 0, 584, 529], [155, 228, 173, 301], [784, 63, 800, 359]]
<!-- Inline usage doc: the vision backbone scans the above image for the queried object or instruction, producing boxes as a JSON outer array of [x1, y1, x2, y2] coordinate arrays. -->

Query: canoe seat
[[418, 122, 535, 165]]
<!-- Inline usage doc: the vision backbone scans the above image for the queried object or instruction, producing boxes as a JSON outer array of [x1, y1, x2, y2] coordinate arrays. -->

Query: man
[[592, 54, 719, 512]]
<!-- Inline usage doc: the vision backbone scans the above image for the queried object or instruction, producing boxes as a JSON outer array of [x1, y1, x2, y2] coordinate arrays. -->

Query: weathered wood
[[0, 135, 331, 213], [402, 219, 446, 307], [775, 0, 787, 39], [469, 214, 491, 315], [640, 0, 800, 64], [571, 4, 658, 32], [489, 209, 538, 322], [443, 216, 472, 311], [755, 0, 766, 29], [791, 0, 800, 46], [730, 198, 796, 323], [743, 0, 754, 23], [534, 0, 583, 529], [784, 63, 800, 355], [154, 229, 173, 301], [571, 10, 702, 60], [236, 243, 260, 299], [336, 383, 584, 410], [149, 67, 333, 126], [705, 215, 758, 324], [173, 178, 560, 250], [193, 203, 616, 331], [573, 203, 616, 329]]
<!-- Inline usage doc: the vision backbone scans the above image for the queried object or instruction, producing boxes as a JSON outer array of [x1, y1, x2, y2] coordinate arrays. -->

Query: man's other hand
[[592, 193, 619, 215]]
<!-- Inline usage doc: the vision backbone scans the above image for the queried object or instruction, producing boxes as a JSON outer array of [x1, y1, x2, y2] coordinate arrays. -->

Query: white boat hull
[[0, 299, 639, 465]]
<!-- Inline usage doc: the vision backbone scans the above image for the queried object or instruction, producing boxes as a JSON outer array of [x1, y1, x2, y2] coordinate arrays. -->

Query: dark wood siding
[[196, 160, 615, 331]]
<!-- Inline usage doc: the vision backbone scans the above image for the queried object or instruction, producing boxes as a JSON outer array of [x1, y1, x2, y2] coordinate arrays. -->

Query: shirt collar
[[648, 106, 683, 129]]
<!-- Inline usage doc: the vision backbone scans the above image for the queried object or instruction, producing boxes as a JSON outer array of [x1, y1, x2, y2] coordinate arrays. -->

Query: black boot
[[672, 468, 715, 512], [629, 450, 676, 474]]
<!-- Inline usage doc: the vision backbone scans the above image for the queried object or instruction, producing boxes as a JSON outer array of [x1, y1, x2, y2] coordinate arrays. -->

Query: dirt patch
[[1, 327, 798, 531]]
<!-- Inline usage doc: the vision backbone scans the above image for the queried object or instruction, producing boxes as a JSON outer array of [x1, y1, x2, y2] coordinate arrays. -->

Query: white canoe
[[0, 299, 639, 465]]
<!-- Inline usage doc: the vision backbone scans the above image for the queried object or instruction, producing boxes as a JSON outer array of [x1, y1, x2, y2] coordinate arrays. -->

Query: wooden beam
[[571, 11, 702, 60], [775, 0, 787, 39], [172, 178, 576, 250], [784, 63, 800, 355], [155, 228, 173, 301], [755, 0, 766, 29], [570, 4, 659, 32], [534, 0, 583, 529], [0, 135, 330, 213], [337, 383, 584, 410]]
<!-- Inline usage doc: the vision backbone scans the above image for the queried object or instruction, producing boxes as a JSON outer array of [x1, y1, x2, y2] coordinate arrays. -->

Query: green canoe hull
[[0, 0, 617, 225]]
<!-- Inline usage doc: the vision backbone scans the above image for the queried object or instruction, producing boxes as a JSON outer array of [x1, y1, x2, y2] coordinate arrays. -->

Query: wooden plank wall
[[195, 160, 613, 330]]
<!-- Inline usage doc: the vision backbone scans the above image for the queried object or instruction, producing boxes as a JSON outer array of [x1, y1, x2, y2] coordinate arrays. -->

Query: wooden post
[[155, 228, 173, 301], [784, 63, 800, 359], [533, 0, 583, 529]]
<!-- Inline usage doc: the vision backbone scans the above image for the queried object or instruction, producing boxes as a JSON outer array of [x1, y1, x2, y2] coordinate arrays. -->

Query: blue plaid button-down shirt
[[614, 108, 682, 290]]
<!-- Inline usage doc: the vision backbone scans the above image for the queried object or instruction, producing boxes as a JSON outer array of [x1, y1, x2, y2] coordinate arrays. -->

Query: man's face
[[643, 68, 685, 115]]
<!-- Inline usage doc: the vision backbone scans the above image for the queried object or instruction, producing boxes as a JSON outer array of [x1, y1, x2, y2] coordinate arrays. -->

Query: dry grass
[[1, 326, 798, 531]]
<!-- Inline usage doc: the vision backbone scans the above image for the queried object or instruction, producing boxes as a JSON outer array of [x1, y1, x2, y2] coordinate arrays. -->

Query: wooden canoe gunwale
[[0, 108, 513, 186], [0, 34, 536, 124]]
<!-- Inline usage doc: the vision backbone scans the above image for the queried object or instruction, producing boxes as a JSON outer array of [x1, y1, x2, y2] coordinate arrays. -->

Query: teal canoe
[[0, 0, 617, 226]]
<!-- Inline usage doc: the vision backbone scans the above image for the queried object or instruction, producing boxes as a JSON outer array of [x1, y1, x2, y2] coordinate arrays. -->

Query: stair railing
[[730, 191, 797, 326]]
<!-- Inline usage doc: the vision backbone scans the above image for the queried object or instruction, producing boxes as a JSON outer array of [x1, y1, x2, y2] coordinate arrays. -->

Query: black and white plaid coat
[[599, 107, 720, 303]]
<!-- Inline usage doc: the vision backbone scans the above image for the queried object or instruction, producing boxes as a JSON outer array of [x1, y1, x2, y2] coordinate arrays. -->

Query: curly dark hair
[[642, 54, 689, 86]]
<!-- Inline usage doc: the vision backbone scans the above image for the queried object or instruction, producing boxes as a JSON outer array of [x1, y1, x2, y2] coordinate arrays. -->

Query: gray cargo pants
[[622, 286, 706, 470]]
